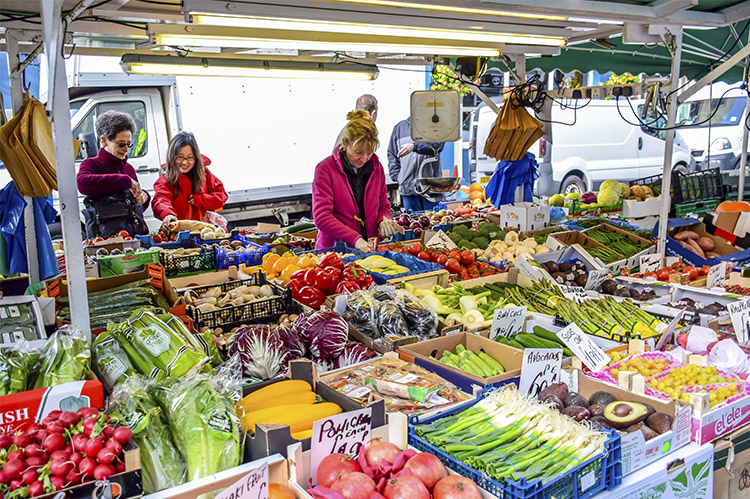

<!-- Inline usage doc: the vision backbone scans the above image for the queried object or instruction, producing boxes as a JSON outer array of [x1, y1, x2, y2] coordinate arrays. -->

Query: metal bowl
[[418, 177, 462, 193]]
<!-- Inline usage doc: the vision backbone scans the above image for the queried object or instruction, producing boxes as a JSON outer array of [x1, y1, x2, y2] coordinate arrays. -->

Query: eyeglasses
[[113, 141, 133, 149], [176, 155, 195, 163]]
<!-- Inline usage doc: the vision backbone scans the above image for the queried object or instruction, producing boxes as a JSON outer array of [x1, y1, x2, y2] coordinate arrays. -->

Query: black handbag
[[83, 191, 148, 239]]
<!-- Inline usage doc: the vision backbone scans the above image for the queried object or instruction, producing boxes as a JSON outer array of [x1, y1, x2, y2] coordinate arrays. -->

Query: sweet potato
[[681, 239, 705, 258], [696, 237, 715, 252], [705, 252, 719, 258], [673, 230, 699, 241]]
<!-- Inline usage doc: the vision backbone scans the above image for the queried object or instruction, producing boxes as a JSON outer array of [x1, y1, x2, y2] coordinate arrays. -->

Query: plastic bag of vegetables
[[34, 325, 90, 389], [109, 375, 187, 493], [92, 330, 137, 391], [377, 301, 409, 337], [391, 288, 438, 339], [0, 340, 40, 395], [228, 325, 291, 379], [158, 313, 223, 367], [342, 290, 380, 338]]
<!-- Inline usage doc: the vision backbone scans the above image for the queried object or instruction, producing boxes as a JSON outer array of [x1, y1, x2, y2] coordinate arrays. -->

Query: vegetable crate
[[135, 230, 191, 249], [672, 168, 723, 205], [407, 388, 622, 499], [673, 199, 722, 218], [216, 242, 268, 269], [160, 247, 217, 277], [295, 241, 365, 256], [186, 272, 296, 329], [194, 231, 251, 247]]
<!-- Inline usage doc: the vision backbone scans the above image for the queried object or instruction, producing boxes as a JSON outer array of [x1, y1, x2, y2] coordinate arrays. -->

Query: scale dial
[[410, 89, 461, 142]]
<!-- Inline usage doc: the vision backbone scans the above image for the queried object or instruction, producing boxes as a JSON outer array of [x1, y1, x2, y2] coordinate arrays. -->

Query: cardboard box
[[573, 371, 693, 476], [655, 220, 750, 268], [82, 238, 141, 257], [97, 248, 161, 277], [0, 379, 104, 435], [498, 202, 550, 231], [242, 359, 386, 461], [0, 274, 29, 296], [691, 392, 750, 446], [548, 230, 628, 273], [583, 223, 656, 270], [0, 295, 47, 348], [623, 196, 662, 218], [396, 333, 523, 394], [516, 244, 606, 288], [703, 212, 750, 250], [713, 425, 750, 499]]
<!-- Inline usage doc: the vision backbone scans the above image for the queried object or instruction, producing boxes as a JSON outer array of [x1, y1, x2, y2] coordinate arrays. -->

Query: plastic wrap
[[92, 330, 137, 391], [377, 301, 408, 337], [34, 324, 90, 389], [0, 340, 40, 395], [390, 289, 438, 340], [708, 339, 750, 376], [108, 375, 187, 493], [344, 290, 380, 338], [343, 287, 438, 341]]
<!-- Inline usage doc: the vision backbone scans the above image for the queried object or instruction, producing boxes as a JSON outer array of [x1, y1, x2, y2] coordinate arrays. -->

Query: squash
[[243, 379, 312, 408], [244, 390, 316, 414], [246, 402, 342, 433], [291, 429, 314, 440]]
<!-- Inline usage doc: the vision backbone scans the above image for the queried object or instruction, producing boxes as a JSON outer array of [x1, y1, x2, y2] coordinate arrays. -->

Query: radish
[[112, 427, 132, 445], [70, 452, 83, 465], [58, 412, 80, 428], [34, 430, 48, 444], [63, 444, 73, 454], [64, 470, 81, 486], [45, 422, 65, 434], [93, 464, 115, 481], [78, 457, 97, 477], [105, 439, 122, 456], [24, 456, 46, 469], [3, 459, 24, 479], [9, 479, 22, 491], [24, 444, 43, 458], [115, 462, 126, 473], [50, 476, 64, 491], [50, 460, 73, 478], [0, 435, 11, 449], [82, 418, 98, 437], [7, 450, 24, 462], [26, 423, 42, 434], [43, 433, 65, 452], [97, 448, 116, 465], [22, 469, 38, 485], [84, 438, 103, 458], [102, 427, 114, 439], [12, 434, 31, 448], [50, 450, 70, 461], [28, 481, 44, 497], [0, 469, 10, 484], [76, 408, 99, 419], [71, 434, 88, 451], [47, 410, 62, 420]]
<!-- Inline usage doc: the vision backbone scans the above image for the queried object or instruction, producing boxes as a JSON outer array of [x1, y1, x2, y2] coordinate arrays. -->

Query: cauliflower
[[504, 231, 519, 245], [474, 248, 486, 259], [486, 246, 501, 259], [490, 256, 505, 264], [503, 251, 514, 260]]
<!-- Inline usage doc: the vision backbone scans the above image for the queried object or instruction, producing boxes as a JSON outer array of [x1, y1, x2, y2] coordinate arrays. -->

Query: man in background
[[333, 94, 378, 151]]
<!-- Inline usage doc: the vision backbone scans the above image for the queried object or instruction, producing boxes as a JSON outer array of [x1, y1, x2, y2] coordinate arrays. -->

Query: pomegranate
[[404, 453, 447, 492], [433, 476, 482, 499], [330, 472, 376, 499], [382, 475, 430, 499], [364, 440, 400, 468], [316, 453, 361, 488]]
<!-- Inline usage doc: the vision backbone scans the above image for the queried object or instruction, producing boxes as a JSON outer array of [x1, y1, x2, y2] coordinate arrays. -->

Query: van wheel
[[674, 163, 688, 175], [561, 174, 586, 195]]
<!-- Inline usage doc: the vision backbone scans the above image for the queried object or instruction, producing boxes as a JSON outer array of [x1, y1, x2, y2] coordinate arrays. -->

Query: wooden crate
[[386, 268, 450, 289]]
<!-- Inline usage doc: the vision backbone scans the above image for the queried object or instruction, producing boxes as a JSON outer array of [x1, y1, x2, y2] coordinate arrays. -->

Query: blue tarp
[[485, 152, 540, 206]]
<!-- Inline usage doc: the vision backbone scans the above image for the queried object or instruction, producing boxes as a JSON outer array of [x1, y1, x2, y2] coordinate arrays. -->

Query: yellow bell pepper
[[298, 256, 316, 269], [280, 264, 301, 284], [272, 256, 291, 274], [262, 253, 280, 274]]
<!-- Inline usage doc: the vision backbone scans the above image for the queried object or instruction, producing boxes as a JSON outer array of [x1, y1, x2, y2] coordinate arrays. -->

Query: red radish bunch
[[0, 408, 132, 498]]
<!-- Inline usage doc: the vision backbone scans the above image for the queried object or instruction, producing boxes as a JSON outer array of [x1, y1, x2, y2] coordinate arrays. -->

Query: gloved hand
[[354, 238, 370, 252], [379, 219, 404, 237]]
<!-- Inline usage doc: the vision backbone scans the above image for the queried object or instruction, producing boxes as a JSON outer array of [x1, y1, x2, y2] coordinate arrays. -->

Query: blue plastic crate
[[407, 388, 622, 499], [295, 241, 365, 256], [216, 242, 268, 269], [135, 230, 192, 249], [383, 230, 421, 243], [194, 232, 251, 247], [342, 250, 443, 284]]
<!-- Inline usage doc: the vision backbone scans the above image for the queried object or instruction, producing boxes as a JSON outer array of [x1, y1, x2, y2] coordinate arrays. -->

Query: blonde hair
[[341, 109, 378, 154]]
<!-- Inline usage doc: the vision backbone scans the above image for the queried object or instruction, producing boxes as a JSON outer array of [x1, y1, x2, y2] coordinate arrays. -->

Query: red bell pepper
[[290, 269, 308, 282], [286, 279, 305, 299], [304, 268, 321, 287], [344, 264, 373, 289], [315, 267, 341, 295], [319, 253, 344, 271], [335, 280, 360, 294], [297, 285, 326, 309]]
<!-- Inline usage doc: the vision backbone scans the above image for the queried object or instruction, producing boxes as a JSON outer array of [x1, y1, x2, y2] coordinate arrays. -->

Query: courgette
[[285, 222, 316, 234], [532, 326, 566, 346], [507, 338, 525, 349], [515, 332, 560, 349]]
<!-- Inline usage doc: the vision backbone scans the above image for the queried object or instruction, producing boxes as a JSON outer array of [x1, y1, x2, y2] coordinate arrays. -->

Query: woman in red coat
[[151, 131, 228, 229]]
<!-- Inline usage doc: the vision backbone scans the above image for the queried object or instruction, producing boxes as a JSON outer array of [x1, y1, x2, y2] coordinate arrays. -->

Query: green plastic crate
[[673, 199, 721, 218]]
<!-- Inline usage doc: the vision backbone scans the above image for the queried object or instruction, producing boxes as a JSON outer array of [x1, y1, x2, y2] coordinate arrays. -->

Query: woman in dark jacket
[[77, 110, 149, 238]]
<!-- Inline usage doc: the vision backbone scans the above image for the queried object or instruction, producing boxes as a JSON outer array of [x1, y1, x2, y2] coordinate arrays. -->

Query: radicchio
[[311, 356, 334, 374], [228, 325, 291, 379], [333, 342, 377, 369], [298, 311, 348, 359], [276, 324, 306, 358]]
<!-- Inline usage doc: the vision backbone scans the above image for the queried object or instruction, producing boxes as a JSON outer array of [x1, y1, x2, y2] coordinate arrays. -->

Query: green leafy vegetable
[[34, 326, 89, 389]]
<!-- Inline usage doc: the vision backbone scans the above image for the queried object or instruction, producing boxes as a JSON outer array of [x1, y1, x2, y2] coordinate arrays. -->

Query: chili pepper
[[304, 268, 321, 287], [335, 280, 361, 294], [319, 253, 344, 271], [297, 285, 326, 309], [286, 279, 305, 299], [315, 267, 341, 295]]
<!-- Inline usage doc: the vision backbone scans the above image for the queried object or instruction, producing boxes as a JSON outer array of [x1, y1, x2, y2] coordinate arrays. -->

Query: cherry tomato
[[477, 262, 490, 271], [683, 266, 698, 281], [409, 243, 422, 256], [643, 271, 657, 279], [117, 230, 130, 239], [449, 250, 462, 261], [656, 268, 670, 282], [417, 251, 431, 261], [93, 236, 104, 243], [459, 268, 470, 281], [699, 265, 711, 276], [435, 254, 448, 266], [466, 264, 478, 273], [445, 258, 461, 274], [461, 250, 475, 265], [671, 261, 685, 270], [151, 233, 163, 244]]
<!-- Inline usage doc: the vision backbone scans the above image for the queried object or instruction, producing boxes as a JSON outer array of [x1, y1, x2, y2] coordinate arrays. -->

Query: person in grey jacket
[[333, 94, 378, 151], [387, 117, 444, 211]]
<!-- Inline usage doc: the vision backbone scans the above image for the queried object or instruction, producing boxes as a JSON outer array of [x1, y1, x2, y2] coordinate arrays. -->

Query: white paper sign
[[560, 285, 587, 303], [425, 230, 456, 250], [727, 298, 750, 344], [707, 262, 727, 289], [215, 463, 268, 499], [584, 269, 609, 291], [518, 348, 563, 397], [655, 309, 685, 351], [311, 407, 372, 485], [490, 306, 527, 339], [556, 323, 611, 371], [640, 253, 662, 274]]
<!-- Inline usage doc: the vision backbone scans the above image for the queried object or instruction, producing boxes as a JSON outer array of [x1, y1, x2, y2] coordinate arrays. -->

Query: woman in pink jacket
[[313, 110, 402, 251]]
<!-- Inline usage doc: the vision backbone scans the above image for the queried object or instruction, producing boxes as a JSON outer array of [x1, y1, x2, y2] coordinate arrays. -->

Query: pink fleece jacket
[[312, 148, 393, 249]]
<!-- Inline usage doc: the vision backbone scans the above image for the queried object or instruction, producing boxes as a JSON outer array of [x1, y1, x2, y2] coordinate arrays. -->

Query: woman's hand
[[379, 219, 404, 237], [162, 215, 178, 231], [187, 194, 195, 205], [130, 179, 142, 196], [135, 190, 148, 205], [354, 238, 370, 253]]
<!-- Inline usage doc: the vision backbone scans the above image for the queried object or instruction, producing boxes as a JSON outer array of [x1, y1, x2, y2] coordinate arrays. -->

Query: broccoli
[[476, 224, 492, 237], [448, 232, 462, 243], [457, 239, 471, 249], [452, 225, 470, 237], [465, 241, 478, 250], [473, 236, 489, 249]]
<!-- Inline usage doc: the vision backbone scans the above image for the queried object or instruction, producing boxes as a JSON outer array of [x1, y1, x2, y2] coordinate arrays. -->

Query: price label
[[560, 285, 587, 303], [367, 237, 379, 252], [556, 323, 611, 371], [425, 230, 456, 250], [707, 262, 727, 289], [443, 325, 463, 336], [0, 330, 24, 345], [727, 298, 750, 344], [584, 269, 609, 291], [518, 348, 563, 397], [655, 309, 685, 351], [640, 253, 662, 274], [311, 407, 372, 485], [490, 306, 527, 339], [215, 462, 268, 499]]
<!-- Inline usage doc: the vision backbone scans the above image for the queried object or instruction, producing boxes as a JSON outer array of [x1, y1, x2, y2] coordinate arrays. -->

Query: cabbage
[[597, 190, 619, 206], [600, 179, 623, 196], [228, 325, 291, 379], [297, 311, 348, 360], [276, 325, 306, 359], [293, 311, 315, 339], [333, 343, 377, 369]]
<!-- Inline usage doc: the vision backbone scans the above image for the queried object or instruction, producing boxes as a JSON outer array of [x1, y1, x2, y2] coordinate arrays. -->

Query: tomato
[[671, 261, 685, 271], [445, 258, 461, 274], [699, 265, 711, 276], [448, 251, 462, 261], [466, 264, 478, 273], [435, 254, 449, 266], [683, 266, 698, 281], [656, 269, 670, 282], [644, 272, 657, 278], [123, 236, 132, 241], [477, 261, 490, 271], [151, 233, 163, 244], [409, 242, 422, 256], [93, 236, 104, 243], [459, 269, 470, 280], [417, 251, 431, 261], [117, 230, 130, 239], [461, 250, 475, 265]]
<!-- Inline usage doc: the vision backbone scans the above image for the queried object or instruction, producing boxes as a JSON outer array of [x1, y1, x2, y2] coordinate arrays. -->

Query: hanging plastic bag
[[485, 152, 540, 207], [708, 339, 750, 376]]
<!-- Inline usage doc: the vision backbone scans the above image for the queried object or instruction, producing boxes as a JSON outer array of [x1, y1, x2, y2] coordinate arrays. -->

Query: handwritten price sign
[[519, 348, 563, 397], [707, 262, 727, 289], [425, 230, 456, 250], [640, 254, 662, 274], [216, 463, 268, 499], [559, 285, 587, 303], [311, 407, 372, 485], [728, 298, 750, 344], [556, 323, 611, 371], [490, 306, 527, 339], [584, 269, 609, 291]]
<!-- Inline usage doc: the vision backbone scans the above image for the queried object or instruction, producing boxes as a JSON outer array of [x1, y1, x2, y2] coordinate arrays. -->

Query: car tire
[[673, 163, 688, 175], [561, 173, 586, 195]]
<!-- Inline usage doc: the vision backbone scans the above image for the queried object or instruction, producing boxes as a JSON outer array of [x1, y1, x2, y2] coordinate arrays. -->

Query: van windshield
[[676, 96, 745, 127]]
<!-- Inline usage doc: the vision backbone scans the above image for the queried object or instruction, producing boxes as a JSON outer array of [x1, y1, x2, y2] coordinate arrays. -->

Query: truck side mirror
[[78, 132, 98, 159]]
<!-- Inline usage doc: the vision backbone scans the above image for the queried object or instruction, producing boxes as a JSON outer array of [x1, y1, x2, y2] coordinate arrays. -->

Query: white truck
[[3, 54, 427, 232]]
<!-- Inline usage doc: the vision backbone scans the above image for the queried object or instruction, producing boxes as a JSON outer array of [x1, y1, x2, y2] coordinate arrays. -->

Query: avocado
[[544, 261, 560, 274], [562, 392, 589, 408], [574, 273, 588, 287], [603, 401, 650, 429], [539, 382, 568, 402], [540, 393, 564, 411], [588, 391, 616, 407], [645, 412, 674, 435], [589, 403, 606, 418], [559, 262, 574, 273], [626, 423, 659, 441], [589, 416, 614, 431], [600, 279, 618, 295], [562, 406, 591, 422]]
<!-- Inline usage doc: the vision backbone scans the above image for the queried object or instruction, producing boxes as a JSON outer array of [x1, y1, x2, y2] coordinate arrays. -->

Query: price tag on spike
[[311, 407, 372, 485], [489, 306, 527, 339], [425, 230, 456, 250], [728, 298, 750, 344], [556, 323, 611, 371], [584, 269, 609, 291], [707, 262, 727, 289], [519, 348, 563, 397], [640, 253, 662, 274], [215, 463, 268, 499]]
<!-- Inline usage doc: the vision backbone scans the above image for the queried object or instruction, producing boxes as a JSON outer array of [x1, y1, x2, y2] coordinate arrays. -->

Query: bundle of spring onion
[[408, 282, 512, 328], [413, 386, 609, 484]]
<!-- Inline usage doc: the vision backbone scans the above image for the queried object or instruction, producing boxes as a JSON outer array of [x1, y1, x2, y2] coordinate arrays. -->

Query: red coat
[[151, 168, 228, 221], [312, 147, 393, 249]]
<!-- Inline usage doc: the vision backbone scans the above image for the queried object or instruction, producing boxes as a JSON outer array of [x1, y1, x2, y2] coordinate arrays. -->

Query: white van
[[675, 82, 748, 171], [470, 98, 693, 196]]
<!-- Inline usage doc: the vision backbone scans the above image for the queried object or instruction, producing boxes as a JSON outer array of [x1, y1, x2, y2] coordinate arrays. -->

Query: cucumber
[[515, 332, 560, 349], [532, 326, 566, 347], [285, 222, 316, 234], [508, 339, 525, 349], [495, 336, 511, 345]]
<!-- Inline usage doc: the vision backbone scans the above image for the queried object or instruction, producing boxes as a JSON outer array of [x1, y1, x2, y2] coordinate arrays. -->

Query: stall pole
[[41, 0, 91, 336], [5, 30, 41, 283], [514, 55, 527, 203], [657, 28, 683, 259], [739, 91, 749, 201]]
